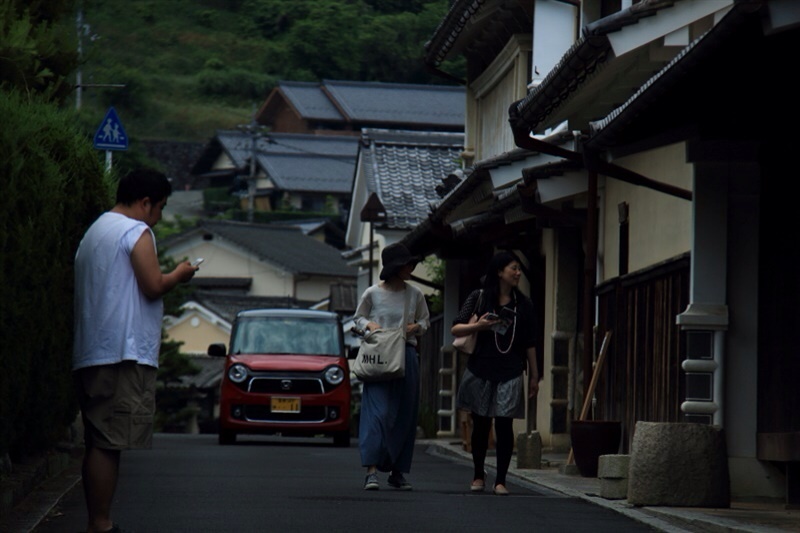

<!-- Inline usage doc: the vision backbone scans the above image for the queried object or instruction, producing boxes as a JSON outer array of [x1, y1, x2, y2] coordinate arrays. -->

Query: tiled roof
[[214, 130, 358, 167], [207, 130, 359, 194], [278, 81, 343, 121], [198, 220, 357, 278], [361, 129, 464, 230], [323, 80, 465, 129], [256, 152, 355, 194]]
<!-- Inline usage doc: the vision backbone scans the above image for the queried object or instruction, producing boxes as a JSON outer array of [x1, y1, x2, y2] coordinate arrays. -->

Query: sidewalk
[[420, 438, 800, 533]]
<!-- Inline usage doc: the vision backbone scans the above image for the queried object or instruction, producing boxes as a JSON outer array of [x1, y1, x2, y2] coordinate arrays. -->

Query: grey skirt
[[456, 368, 525, 419]]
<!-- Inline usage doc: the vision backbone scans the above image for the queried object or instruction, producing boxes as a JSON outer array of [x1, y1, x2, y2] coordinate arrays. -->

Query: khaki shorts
[[74, 360, 157, 450]]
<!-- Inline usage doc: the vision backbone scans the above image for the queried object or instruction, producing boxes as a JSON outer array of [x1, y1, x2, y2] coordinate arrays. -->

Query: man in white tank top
[[73, 168, 198, 533]]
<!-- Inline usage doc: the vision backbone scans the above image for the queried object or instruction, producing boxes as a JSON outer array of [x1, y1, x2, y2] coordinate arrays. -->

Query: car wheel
[[219, 429, 237, 445], [333, 431, 350, 448]]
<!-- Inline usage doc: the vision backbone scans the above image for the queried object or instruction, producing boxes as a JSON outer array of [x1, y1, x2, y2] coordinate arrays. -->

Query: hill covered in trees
[[75, 0, 464, 142]]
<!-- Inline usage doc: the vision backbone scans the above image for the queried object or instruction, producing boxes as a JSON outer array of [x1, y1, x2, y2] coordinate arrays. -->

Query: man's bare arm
[[130, 230, 196, 299]]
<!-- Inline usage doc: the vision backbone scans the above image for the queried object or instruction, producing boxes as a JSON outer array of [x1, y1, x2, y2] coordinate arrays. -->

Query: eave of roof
[[401, 131, 575, 255], [508, 0, 704, 135], [586, 1, 756, 151]]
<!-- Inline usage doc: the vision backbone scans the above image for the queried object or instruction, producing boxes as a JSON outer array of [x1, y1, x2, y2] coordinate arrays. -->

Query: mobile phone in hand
[[485, 312, 499, 320], [499, 306, 516, 322], [191, 258, 204, 267]]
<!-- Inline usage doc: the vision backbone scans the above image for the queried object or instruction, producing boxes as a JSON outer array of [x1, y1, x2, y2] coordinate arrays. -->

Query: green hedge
[[0, 91, 112, 460]]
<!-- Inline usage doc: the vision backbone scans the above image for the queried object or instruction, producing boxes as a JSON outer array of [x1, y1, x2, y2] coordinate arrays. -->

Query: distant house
[[162, 219, 357, 383], [163, 219, 357, 302], [256, 79, 465, 135], [190, 131, 359, 216]]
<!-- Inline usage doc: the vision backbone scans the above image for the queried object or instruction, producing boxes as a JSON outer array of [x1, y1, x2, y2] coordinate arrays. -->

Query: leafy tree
[[0, 0, 80, 103], [423, 256, 444, 314], [153, 247, 201, 432]]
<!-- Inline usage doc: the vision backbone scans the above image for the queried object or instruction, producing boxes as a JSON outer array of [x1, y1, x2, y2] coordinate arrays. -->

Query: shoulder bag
[[452, 290, 483, 355], [352, 289, 411, 382]]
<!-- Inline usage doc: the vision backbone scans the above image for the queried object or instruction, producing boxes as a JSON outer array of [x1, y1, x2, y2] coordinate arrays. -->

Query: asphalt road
[[31, 433, 657, 532]]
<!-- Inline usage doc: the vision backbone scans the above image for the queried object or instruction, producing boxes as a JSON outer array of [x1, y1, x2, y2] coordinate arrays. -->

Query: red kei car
[[208, 309, 351, 447]]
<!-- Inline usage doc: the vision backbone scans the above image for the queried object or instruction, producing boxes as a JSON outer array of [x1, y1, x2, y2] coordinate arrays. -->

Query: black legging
[[471, 413, 514, 487]]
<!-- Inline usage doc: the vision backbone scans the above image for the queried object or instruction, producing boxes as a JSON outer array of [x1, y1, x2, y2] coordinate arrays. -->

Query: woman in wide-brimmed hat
[[354, 243, 430, 491]]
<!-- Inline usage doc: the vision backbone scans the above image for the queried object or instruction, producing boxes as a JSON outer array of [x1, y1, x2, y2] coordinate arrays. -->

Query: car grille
[[244, 405, 329, 423], [248, 376, 324, 394]]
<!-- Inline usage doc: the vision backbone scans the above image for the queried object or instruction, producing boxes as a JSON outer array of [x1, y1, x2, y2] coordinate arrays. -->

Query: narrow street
[[30, 434, 656, 532]]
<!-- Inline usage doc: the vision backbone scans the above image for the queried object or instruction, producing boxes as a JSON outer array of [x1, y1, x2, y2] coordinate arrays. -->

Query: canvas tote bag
[[452, 290, 483, 355], [352, 290, 411, 382]]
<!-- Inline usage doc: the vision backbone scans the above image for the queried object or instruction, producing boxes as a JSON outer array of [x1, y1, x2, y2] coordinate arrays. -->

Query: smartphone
[[191, 258, 204, 267], [499, 306, 516, 321]]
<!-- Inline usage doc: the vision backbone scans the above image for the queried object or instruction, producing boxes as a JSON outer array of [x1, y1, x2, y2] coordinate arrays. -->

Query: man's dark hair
[[115, 168, 172, 205]]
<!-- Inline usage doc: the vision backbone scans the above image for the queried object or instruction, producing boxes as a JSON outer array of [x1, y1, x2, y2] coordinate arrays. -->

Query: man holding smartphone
[[72, 168, 198, 533]]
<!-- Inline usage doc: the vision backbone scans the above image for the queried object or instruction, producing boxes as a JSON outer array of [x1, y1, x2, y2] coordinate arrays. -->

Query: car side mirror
[[208, 343, 227, 357], [347, 346, 359, 360]]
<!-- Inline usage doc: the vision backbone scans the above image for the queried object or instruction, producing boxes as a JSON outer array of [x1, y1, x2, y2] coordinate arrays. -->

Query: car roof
[[235, 308, 339, 320]]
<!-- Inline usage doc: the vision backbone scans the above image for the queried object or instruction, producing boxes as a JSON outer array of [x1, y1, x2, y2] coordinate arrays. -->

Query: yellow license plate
[[271, 397, 301, 413]]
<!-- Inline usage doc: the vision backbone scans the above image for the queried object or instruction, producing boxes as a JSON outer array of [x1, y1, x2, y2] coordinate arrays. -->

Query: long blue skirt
[[358, 344, 419, 473]]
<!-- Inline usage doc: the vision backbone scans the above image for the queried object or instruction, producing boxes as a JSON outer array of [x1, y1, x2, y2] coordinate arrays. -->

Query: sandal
[[493, 484, 510, 496], [470, 478, 485, 492]]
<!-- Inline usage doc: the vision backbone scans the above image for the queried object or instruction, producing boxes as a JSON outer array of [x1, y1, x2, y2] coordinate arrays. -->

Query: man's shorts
[[73, 360, 157, 450]]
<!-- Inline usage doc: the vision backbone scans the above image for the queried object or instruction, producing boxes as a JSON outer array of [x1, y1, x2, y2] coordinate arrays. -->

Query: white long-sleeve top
[[354, 283, 430, 347]]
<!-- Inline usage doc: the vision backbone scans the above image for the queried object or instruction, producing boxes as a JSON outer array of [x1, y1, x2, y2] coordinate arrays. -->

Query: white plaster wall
[[602, 143, 693, 280], [532, 0, 579, 87]]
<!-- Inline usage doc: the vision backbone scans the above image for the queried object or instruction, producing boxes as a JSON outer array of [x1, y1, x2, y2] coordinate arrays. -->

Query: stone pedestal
[[598, 454, 630, 499], [516, 431, 542, 469], [628, 422, 730, 507]]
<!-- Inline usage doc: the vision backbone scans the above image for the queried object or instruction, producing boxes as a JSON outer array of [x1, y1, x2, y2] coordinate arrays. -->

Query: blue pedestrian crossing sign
[[93, 107, 128, 151]]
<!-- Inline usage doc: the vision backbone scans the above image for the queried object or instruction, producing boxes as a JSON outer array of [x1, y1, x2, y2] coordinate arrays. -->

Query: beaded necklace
[[494, 293, 517, 354]]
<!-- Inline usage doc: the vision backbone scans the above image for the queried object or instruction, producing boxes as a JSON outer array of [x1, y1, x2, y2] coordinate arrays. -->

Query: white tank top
[[73, 212, 164, 370]]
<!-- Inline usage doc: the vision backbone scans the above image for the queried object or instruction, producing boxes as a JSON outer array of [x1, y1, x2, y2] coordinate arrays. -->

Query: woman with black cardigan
[[451, 251, 539, 495]]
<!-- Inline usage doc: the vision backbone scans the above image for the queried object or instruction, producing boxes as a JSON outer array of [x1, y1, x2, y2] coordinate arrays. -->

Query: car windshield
[[231, 317, 342, 356]]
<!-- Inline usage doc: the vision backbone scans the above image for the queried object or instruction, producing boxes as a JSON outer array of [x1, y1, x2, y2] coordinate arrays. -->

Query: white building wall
[[532, 0, 579, 89], [166, 238, 294, 297]]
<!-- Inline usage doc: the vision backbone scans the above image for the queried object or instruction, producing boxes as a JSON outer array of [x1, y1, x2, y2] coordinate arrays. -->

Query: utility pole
[[360, 193, 387, 286], [75, 3, 124, 111], [237, 109, 267, 222], [76, 7, 83, 110]]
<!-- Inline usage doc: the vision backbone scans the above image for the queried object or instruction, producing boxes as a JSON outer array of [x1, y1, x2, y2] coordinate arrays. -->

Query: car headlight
[[324, 365, 345, 386], [228, 363, 249, 384]]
